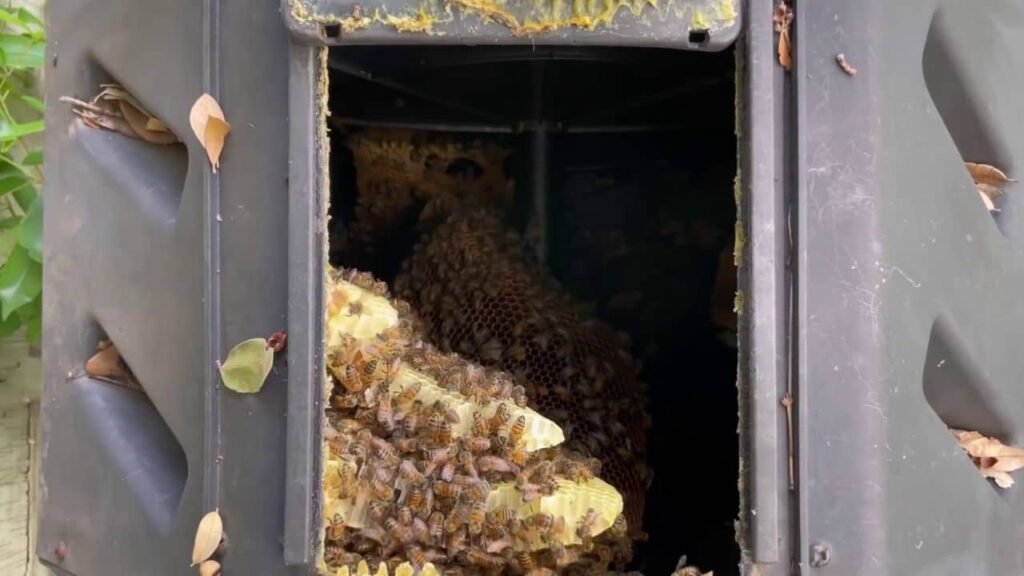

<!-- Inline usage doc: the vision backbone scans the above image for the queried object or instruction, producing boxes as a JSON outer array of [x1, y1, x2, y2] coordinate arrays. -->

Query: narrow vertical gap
[[201, 0, 223, 512]]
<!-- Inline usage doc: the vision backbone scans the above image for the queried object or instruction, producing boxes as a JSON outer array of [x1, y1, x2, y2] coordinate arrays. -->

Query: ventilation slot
[[79, 324, 188, 531], [923, 6, 1016, 224], [923, 317, 1016, 491], [67, 61, 188, 230]]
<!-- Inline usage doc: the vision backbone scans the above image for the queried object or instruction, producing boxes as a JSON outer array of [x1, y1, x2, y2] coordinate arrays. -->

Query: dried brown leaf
[[966, 162, 1014, 187], [117, 100, 180, 145], [267, 330, 288, 353], [146, 117, 170, 133], [190, 94, 231, 172], [773, 2, 793, 71], [976, 182, 1003, 200], [978, 189, 998, 212], [85, 340, 141, 390], [204, 116, 230, 172], [198, 559, 221, 576], [951, 429, 1024, 488], [191, 509, 223, 566], [778, 30, 792, 72]]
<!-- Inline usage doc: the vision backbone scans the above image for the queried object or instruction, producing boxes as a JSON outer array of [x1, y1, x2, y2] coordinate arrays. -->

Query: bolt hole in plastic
[[323, 23, 342, 40], [688, 28, 710, 46]]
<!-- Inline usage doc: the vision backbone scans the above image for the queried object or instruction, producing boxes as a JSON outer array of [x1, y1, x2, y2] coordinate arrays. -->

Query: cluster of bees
[[323, 269, 631, 575], [335, 129, 512, 272], [393, 210, 651, 534]]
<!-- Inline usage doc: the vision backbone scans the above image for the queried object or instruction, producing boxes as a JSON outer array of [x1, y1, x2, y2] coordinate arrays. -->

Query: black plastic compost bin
[[37, 0, 1024, 574]]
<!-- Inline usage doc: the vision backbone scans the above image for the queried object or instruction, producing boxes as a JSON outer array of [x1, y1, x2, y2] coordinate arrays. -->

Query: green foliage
[[0, 7, 44, 345]]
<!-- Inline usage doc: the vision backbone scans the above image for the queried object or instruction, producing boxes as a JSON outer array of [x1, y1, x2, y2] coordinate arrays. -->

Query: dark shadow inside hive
[[327, 45, 739, 576]]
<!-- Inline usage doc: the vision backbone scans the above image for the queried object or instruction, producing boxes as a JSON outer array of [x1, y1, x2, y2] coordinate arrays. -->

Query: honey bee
[[376, 398, 395, 431], [511, 385, 528, 408], [463, 549, 505, 569], [528, 512, 554, 531], [411, 516, 429, 543], [361, 358, 379, 382], [323, 543, 361, 566], [446, 526, 468, 557], [514, 550, 535, 572], [508, 446, 529, 467], [401, 401, 423, 434], [384, 517, 414, 544], [406, 484, 425, 511], [396, 437, 419, 453], [331, 392, 359, 410], [371, 437, 398, 462], [507, 415, 526, 446], [406, 545, 427, 569], [457, 449, 479, 479], [428, 511, 445, 541], [346, 300, 364, 316], [609, 514, 628, 537], [340, 364, 365, 393], [577, 508, 600, 550], [326, 513, 346, 542], [435, 400, 461, 424], [477, 455, 516, 474], [428, 413, 453, 445], [471, 411, 489, 437], [466, 478, 490, 502], [488, 403, 511, 433], [396, 381, 421, 405], [368, 500, 388, 523], [468, 501, 486, 535], [433, 480, 462, 500], [369, 479, 394, 501], [465, 436, 491, 453], [422, 446, 451, 476]]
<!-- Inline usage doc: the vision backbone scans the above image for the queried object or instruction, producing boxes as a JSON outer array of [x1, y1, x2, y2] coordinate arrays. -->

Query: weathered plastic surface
[[39, 0, 324, 573], [284, 0, 740, 51], [758, 0, 1024, 574]]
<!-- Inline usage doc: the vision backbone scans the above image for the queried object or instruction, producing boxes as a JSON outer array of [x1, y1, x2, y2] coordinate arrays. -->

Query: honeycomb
[[336, 129, 512, 271], [393, 210, 650, 538], [322, 269, 632, 576]]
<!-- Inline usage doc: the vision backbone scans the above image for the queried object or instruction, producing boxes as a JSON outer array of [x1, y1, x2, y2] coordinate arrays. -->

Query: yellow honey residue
[[291, 0, 737, 38]]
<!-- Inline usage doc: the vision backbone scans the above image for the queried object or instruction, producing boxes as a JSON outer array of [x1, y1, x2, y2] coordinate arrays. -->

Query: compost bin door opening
[[324, 45, 738, 576]]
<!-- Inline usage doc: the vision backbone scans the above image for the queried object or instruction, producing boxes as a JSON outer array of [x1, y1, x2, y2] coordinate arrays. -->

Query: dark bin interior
[[326, 45, 739, 575]]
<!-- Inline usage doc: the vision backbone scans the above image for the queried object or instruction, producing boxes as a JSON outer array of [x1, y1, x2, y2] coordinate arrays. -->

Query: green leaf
[[15, 9, 43, 32], [21, 148, 41, 166], [0, 225, 17, 260], [0, 9, 28, 31], [18, 195, 39, 261], [0, 244, 40, 320], [0, 169, 27, 197], [0, 308, 21, 340], [11, 184, 35, 213], [219, 338, 275, 393], [15, 93, 43, 113], [0, 118, 43, 141], [0, 34, 43, 68]]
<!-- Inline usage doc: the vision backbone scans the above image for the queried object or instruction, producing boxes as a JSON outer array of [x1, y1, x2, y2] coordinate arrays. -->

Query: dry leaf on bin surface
[[773, 2, 793, 71], [966, 162, 1014, 213], [85, 340, 141, 390], [219, 337, 275, 393], [267, 329, 288, 353], [198, 559, 221, 576], [190, 93, 231, 172], [191, 509, 223, 566], [951, 429, 1024, 488], [62, 84, 179, 144]]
